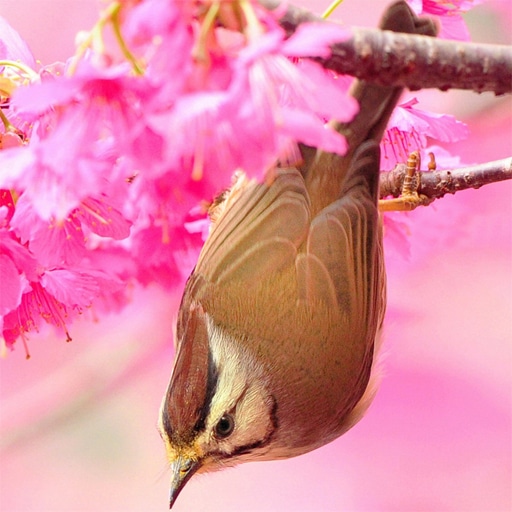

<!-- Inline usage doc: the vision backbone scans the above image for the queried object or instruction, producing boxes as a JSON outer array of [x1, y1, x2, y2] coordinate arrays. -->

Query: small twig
[[379, 157, 512, 201], [260, 0, 512, 95]]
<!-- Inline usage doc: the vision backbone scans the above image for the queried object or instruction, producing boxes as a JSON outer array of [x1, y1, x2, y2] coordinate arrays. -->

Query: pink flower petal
[[0, 230, 38, 281], [10, 195, 86, 267], [12, 77, 79, 117], [40, 269, 100, 308], [0, 145, 37, 189], [293, 60, 358, 122], [281, 23, 350, 58], [78, 198, 131, 240], [437, 14, 471, 41], [0, 16, 36, 68], [280, 107, 348, 154], [403, 107, 469, 143], [0, 254, 23, 315]]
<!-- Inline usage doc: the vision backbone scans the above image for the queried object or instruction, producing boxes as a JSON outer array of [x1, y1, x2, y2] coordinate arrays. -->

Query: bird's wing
[[298, 141, 384, 337], [293, 141, 384, 426], [194, 168, 311, 286]]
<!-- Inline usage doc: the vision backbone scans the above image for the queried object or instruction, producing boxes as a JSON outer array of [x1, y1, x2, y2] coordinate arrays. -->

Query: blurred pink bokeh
[[0, 1, 511, 511]]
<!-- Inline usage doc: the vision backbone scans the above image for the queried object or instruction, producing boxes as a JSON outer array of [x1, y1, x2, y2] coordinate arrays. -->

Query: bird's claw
[[379, 151, 434, 211]]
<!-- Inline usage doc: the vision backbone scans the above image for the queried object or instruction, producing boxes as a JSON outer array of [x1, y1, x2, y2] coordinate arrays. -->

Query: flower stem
[[239, 0, 264, 39], [68, 2, 113, 75], [110, 3, 144, 76], [193, 1, 221, 64], [68, 1, 143, 76], [322, 0, 345, 19]]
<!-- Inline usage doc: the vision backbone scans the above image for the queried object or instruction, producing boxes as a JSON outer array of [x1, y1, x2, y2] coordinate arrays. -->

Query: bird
[[158, 2, 437, 508]]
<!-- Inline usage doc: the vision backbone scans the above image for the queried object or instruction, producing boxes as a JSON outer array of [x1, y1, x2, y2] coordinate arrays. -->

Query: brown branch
[[260, 0, 512, 95], [325, 30, 511, 95], [379, 157, 512, 201], [263, 0, 511, 200]]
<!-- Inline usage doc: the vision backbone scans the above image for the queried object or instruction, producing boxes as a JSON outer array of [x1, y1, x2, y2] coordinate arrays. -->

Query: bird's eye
[[215, 414, 235, 438]]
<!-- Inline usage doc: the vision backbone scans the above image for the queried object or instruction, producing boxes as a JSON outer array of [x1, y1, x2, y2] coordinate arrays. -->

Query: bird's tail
[[302, 0, 437, 215]]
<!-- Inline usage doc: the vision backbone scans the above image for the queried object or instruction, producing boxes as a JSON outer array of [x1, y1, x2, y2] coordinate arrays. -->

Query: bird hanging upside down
[[158, 1, 437, 508]]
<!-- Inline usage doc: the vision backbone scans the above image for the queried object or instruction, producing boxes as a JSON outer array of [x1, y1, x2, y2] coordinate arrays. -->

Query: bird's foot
[[379, 151, 434, 211]]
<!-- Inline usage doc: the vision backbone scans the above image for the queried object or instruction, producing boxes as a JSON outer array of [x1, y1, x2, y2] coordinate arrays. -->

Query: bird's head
[[158, 302, 278, 508]]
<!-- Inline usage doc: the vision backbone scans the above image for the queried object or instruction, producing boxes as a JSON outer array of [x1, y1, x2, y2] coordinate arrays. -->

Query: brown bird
[[158, 2, 437, 507]]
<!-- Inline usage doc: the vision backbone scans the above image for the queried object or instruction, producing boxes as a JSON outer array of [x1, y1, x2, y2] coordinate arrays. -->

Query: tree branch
[[263, 0, 512, 198], [379, 157, 512, 202], [325, 29, 511, 95], [261, 0, 512, 95]]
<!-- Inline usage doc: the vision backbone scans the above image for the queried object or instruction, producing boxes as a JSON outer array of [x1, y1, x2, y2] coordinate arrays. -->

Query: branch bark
[[260, 0, 512, 95], [379, 157, 512, 201]]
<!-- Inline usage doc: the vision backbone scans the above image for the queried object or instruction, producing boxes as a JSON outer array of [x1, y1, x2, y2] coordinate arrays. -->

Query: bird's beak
[[169, 456, 201, 509]]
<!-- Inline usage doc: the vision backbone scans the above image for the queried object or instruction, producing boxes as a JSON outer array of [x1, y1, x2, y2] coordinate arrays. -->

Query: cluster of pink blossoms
[[408, 0, 480, 40], [0, 0, 471, 354]]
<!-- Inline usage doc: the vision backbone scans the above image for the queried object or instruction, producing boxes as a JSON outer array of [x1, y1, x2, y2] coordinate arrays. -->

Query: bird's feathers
[[171, 142, 384, 453], [196, 168, 310, 286]]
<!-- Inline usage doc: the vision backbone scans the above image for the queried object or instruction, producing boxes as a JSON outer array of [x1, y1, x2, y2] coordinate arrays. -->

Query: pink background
[[0, 1, 511, 511]]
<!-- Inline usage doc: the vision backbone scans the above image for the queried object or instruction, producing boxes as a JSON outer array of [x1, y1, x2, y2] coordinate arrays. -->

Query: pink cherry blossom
[[2, 64, 164, 221], [0, 253, 23, 320], [41, 268, 124, 311], [381, 97, 469, 169], [122, 0, 195, 105], [407, 0, 478, 40], [0, 190, 134, 350], [131, 223, 201, 289], [151, 19, 355, 187], [1, 281, 73, 349]]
